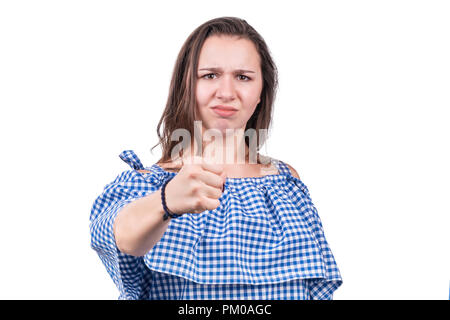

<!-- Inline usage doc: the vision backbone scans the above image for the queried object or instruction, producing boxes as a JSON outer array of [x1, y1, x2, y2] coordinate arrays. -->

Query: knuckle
[[213, 185, 222, 198], [193, 197, 203, 209], [187, 169, 197, 179], [190, 183, 201, 194]]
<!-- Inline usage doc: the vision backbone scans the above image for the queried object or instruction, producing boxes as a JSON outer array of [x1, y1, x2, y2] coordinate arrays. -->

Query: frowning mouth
[[211, 105, 238, 117], [212, 105, 238, 111]]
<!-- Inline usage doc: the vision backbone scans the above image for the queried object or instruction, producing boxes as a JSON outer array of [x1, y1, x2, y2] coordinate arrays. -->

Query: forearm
[[113, 189, 170, 257]]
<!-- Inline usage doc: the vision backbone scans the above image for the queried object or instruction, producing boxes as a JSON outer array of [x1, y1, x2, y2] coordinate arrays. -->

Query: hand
[[163, 156, 227, 214]]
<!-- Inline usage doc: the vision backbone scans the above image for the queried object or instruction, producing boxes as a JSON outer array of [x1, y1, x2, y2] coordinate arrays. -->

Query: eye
[[202, 73, 217, 79], [238, 75, 251, 81]]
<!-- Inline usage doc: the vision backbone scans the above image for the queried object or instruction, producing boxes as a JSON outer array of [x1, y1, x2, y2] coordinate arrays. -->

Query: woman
[[90, 16, 342, 300]]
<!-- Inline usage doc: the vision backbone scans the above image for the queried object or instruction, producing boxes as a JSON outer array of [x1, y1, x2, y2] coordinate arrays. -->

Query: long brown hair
[[151, 17, 279, 166]]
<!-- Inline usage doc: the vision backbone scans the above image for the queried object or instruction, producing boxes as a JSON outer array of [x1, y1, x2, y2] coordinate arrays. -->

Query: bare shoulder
[[283, 162, 301, 179]]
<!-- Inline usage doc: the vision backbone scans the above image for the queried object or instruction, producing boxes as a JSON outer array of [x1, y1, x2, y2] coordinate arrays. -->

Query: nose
[[216, 74, 236, 101]]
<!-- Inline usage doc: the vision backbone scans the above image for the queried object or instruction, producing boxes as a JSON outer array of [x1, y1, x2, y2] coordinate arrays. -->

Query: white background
[[0, 0, 448, 299]]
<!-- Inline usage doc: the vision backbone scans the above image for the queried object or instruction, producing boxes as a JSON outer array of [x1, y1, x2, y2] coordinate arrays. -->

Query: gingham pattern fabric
[[145, 271, 311, 300], [90, 150, 342, 300]]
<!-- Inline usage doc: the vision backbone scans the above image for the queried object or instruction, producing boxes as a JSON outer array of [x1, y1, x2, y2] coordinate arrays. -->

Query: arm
[[113, 189, 170, 257], [113, 161, 225, 257]]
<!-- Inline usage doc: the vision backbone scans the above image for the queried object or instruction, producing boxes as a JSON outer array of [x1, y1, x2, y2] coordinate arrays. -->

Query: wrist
[[161, 177, 183, 221]]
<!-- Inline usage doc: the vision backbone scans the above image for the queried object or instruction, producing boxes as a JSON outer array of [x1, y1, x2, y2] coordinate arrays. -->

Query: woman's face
[[195, 35, 263, 134]]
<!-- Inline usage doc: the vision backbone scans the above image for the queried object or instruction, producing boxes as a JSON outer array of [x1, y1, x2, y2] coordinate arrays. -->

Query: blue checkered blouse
[[90, 150, 342, 300]]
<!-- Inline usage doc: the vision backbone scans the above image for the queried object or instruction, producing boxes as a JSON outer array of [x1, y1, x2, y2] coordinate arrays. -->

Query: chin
[[203, 119, 232, 132]]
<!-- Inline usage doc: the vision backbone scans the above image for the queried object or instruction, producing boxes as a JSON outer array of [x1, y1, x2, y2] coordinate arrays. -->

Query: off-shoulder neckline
[[150, 163, 287, 182], [133, 158, 310, 197]]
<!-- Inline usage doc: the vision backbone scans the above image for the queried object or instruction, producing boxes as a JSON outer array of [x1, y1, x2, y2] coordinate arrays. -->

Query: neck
[[181, 127, 259, 165]]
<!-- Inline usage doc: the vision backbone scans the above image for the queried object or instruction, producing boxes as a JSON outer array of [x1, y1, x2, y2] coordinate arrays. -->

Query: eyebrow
[[198, 67, 255, 74]]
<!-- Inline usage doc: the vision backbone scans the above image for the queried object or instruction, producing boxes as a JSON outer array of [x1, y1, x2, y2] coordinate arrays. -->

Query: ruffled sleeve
[[89, 150, 166, 299], [283, 173, 343, 300]]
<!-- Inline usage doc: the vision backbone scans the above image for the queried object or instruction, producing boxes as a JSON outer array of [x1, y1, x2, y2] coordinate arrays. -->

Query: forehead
[[198, 35, 260, 69]]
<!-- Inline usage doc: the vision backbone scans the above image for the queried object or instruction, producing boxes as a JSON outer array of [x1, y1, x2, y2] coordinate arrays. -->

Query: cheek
[[242, 85, 262, 108], [244, 103, 258, 121], [195, 84, 213, 121], [196, 83, 211, 107]]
